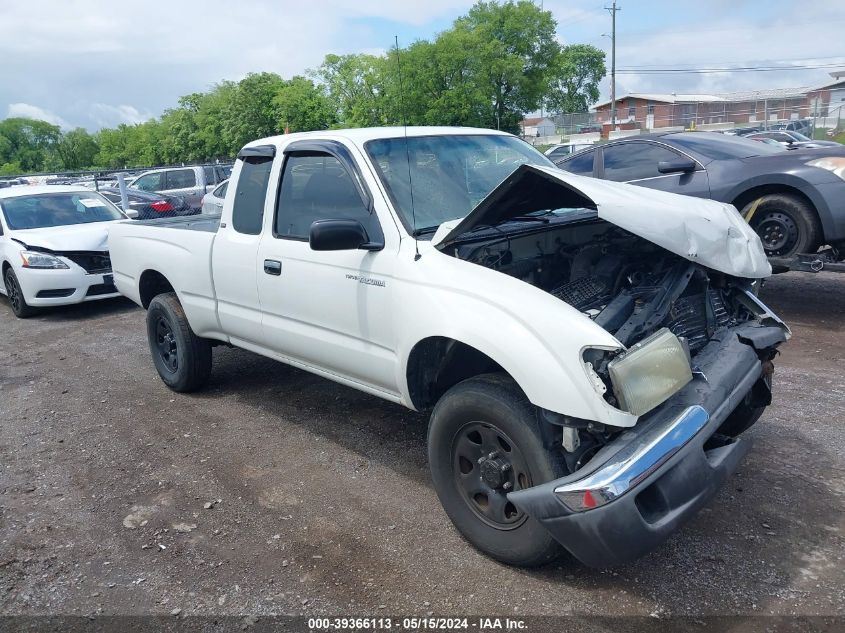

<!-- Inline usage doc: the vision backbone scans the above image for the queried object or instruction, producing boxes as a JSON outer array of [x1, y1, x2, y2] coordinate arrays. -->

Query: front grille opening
[[36, 288, 75, 298], [635, 480, 671, 525], [86, 282, 117, 297], [63, 252, 112, 275]]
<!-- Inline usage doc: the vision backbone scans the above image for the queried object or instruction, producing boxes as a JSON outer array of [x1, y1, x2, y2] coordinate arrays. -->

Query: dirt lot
[[1, 272, 843, 618]]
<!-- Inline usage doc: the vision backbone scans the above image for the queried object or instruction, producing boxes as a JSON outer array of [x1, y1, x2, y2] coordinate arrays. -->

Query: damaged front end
[[434, 164, 789, 566]]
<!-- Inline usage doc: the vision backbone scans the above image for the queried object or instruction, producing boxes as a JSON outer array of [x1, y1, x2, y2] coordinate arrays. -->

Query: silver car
[[130, 165, 230, 211], [201, 179, 228, 215]]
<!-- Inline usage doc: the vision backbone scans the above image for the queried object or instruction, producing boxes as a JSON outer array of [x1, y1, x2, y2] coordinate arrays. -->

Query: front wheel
[[743, 194, 821, 258], [4, 267, 37, 318], [428, 374, 566, 567], [146, 292, 212, 392]]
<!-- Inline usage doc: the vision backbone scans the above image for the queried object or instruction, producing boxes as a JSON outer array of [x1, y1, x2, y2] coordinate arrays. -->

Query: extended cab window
[[165, 169, 196, 189], [232, 157, 273, 235], [275, 154, 380, 241]]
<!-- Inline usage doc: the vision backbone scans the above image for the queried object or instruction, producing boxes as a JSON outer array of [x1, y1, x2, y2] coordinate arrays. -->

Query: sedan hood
[[10, 221, 116, 252], [433, 164, 771, 279]]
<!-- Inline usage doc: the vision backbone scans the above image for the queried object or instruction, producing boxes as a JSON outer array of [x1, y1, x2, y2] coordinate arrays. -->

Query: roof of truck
[[244, 126, 512, 149]]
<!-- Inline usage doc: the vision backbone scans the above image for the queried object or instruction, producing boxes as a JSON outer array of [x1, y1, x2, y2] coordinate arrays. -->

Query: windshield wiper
[[412, 225, 440, 237]]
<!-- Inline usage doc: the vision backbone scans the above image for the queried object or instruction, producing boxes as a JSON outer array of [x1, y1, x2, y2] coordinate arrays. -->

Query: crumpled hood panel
[[434, 164, 771, 279], [10, 222, 114, 252]]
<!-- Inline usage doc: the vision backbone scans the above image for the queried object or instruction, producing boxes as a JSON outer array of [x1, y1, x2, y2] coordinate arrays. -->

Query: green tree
[[0, 117, 61, 171], [546, 44, 606, 113], [314, 54, 394, 127], [273, 76, 336, 132], [452, 0, 561, 132], [223, 72, 285, 152], [55, 128, 99, 169]]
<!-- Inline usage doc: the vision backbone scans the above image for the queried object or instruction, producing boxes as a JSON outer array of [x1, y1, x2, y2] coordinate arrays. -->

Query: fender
[[724, 174, 834, 238], [393, 245, 638, 428]]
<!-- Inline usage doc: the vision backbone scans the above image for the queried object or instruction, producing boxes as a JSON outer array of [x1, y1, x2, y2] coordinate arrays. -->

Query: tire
[[3, 267, 37, 318], [428, 374, 566, 567], [742, 193, 822, 258], [146, 292, 212, 392]]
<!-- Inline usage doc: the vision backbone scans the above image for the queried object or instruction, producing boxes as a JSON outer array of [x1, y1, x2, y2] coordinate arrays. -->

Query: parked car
[[544, 142, 595, 161], [129, 165, 230, 211], [743, 130, 841, 150], [110, 127, 788, 568], [554, 131, 845, 258], [201, 179, 228, 215], [0, 185, 131, 317], [98, 187, 194, 220]]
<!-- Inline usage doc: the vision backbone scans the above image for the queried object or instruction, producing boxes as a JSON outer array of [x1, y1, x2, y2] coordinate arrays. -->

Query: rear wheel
[[146, 292, 212, 392], [428, 374, 566, 567], [743, 194, 821, 258], [4, 267, 37, 318]]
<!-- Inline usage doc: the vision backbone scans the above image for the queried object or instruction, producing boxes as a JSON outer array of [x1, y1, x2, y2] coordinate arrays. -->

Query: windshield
[[670, 132, 785, 159], [365, 134, 554, 233], [0, 192, 124, 230], [789, 131, 812, 142]]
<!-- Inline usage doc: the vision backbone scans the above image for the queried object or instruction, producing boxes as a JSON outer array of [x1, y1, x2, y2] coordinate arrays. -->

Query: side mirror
[[657, 159, 697, 174], [124, 209, 139, 219], [309, 219, 381, 251]]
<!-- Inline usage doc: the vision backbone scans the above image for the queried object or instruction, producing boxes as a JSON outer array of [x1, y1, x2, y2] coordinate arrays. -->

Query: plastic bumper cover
[[508, 323, 787, 568]]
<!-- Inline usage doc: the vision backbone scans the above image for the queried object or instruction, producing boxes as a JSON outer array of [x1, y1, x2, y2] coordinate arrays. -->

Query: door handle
[[263, 259, 282, 276]]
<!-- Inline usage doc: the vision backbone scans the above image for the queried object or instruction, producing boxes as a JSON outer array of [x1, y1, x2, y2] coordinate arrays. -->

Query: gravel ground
[[0, 271, 843, 618]]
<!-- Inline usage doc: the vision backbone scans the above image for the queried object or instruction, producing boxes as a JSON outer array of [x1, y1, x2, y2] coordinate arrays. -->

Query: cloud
[[90, 104, 153, 127], [7, 103, 71, 129]]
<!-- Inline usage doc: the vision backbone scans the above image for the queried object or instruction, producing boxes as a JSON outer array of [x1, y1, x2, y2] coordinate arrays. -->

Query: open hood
[[433, 164, 771, 279], [10, 222, 113, 253]]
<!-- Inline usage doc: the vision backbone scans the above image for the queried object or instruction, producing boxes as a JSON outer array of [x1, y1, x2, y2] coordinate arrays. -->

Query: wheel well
[[731, 185, 816, 218], [1, 261, 9, 291], [139, 270, 175, 308], [406, 337, 507, 411]]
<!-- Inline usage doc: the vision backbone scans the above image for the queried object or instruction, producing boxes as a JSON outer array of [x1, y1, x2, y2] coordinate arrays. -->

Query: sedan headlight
[[20, 251, 70, 269], [807, 157, 845, 181], [607, 328, 692, 416]]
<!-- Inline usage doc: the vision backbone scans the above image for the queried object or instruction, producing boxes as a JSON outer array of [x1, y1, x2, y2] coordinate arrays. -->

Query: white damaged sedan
[[0, 185, 131, 318]]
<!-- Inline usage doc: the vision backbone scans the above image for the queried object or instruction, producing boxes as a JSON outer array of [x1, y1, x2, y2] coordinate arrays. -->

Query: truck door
[[255, 141, 399, 395], [211, 148, 275, 345]]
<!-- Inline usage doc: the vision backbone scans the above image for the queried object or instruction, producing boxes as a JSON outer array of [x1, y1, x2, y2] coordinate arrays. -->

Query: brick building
[[591, 72, 845, 130]]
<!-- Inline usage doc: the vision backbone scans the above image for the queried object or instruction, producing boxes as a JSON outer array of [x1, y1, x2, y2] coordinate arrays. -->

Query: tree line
[[0, 1, 604, 175]]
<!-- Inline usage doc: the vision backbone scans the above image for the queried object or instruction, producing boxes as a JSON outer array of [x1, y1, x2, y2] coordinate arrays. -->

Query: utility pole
[[605, 1, 621, 130]]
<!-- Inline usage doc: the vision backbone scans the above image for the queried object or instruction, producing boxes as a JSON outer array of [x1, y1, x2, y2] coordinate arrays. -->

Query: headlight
[[807, 157, 845, 181], [19, 251, 70, 269], [607, 328, 692, 416]]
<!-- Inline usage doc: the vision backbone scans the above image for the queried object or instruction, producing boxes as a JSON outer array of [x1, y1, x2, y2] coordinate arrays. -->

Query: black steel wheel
[[154, 315, 179, 373], [146, 292, 212, 392], [743, 193, 822, 258], [429, 374, 567, 567], [452, 422, 531, 530], [4, 267, 37, 318]]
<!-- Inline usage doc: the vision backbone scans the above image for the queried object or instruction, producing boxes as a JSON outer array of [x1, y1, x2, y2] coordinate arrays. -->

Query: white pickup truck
[[109, 127, 789, 568]]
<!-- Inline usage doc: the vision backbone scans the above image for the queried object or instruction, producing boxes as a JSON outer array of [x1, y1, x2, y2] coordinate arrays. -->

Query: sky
[[2, 0, 844, 131]]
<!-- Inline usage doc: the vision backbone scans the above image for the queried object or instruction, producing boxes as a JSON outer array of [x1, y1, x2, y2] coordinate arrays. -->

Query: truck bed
[[127, 214, 221, 233]]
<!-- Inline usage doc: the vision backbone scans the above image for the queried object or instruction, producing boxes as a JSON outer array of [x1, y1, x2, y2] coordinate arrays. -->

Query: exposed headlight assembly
[[607, 328, 693, 416], [20, 251, 69, 269], [807, 157, 845, 181]]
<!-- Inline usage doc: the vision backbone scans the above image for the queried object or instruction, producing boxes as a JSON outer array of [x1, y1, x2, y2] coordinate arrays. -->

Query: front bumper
[[14, 266, 119, 306], [509, 323, 787, 568]]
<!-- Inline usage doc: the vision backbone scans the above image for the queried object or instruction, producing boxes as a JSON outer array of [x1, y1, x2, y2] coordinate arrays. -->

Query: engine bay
[[452, 219, 750, 355]]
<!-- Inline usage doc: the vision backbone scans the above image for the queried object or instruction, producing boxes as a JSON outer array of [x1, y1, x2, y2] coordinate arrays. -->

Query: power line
[[616, 63, 845, 74]]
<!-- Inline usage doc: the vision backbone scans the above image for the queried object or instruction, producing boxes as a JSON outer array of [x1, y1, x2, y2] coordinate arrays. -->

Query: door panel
[[211, 156, 274, 343], [256, 150, 398, 392]]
